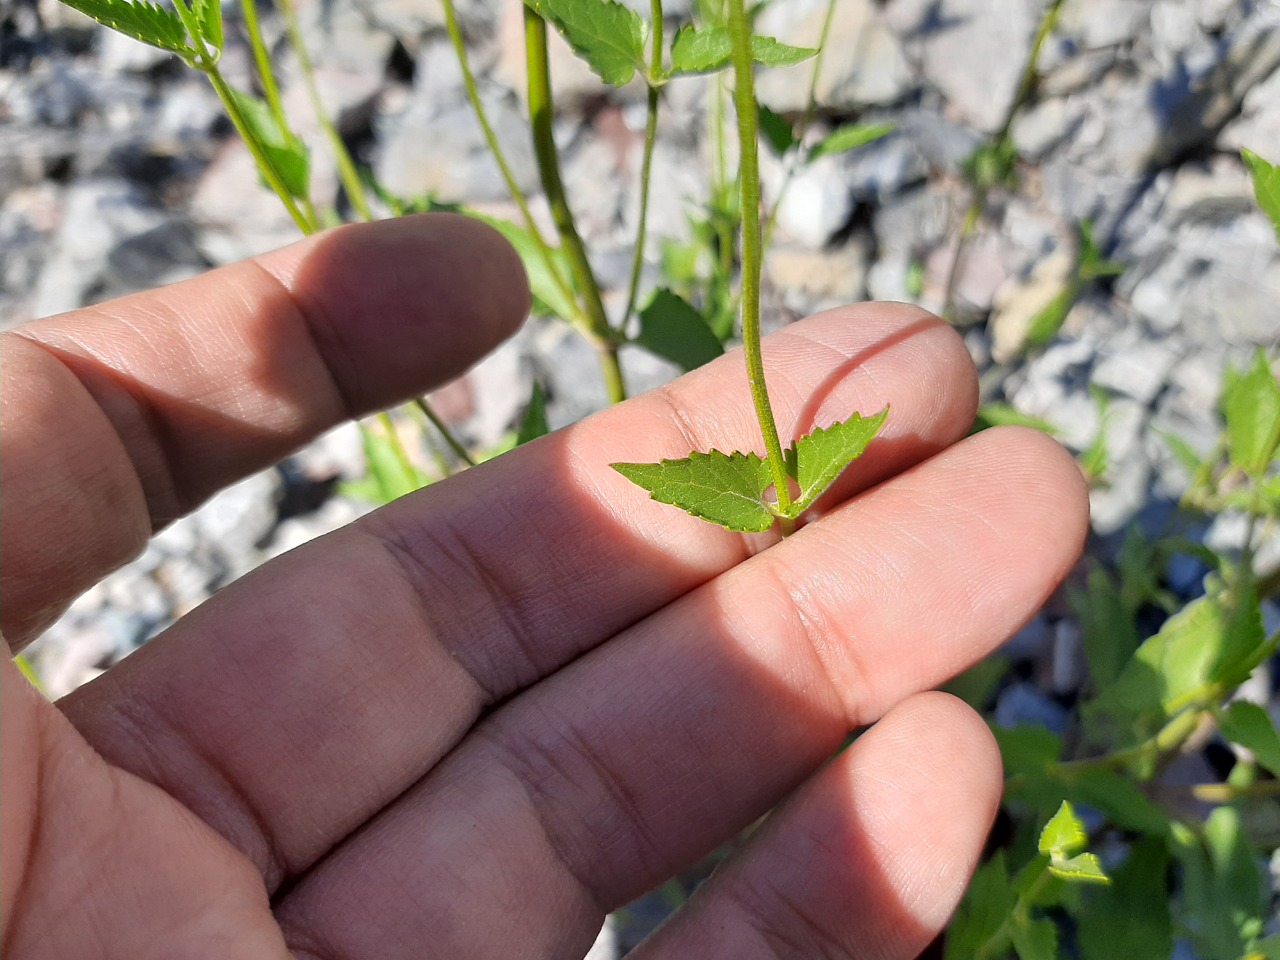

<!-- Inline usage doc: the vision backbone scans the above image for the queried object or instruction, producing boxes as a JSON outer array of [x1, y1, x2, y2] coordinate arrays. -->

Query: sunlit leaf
[[474, 215, 578, 323], [56, 0, 193, 56], [612, 449, 776, 532], [226, 86, 310, 199], [783, 408, 888, 516], [1243, 147, 1280, 243], [1039, 800, 1088, 858], [807, 122, 894, 162], [669, 24, 815, 76], [523, 0, 646, 86], [1221, 349, 1280, 477]]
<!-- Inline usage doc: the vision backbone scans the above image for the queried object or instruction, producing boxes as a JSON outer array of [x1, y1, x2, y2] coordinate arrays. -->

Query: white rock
[[911, 0, 1051, 133], [755, 0, 914, 111], [1091, 336, 1182, 405]]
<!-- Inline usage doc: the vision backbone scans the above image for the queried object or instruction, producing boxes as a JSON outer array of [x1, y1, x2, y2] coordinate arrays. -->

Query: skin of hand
[[0, 214, 1088, 960]]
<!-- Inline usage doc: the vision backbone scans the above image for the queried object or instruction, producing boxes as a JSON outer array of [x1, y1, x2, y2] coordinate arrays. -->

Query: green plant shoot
[[612, 0, 888, 535]]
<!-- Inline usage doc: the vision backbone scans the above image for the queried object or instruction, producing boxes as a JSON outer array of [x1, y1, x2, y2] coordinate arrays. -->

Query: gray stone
[[1090, 334, 1182, 405], [1055, 0, 1150, 49], [754, 0, 914, 111], [32, 177, 168, 317], [771, 152, 855, 248], [1220, 63, 1280, 160], [907, 0, 1052, 133], [995, 682, 1071, 734]]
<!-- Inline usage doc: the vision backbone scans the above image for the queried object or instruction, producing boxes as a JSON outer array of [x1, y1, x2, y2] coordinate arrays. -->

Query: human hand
[[1, 215, 1087, 959]]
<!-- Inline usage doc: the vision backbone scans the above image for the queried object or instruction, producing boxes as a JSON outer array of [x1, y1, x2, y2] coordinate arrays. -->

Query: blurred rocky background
[[4, 0, 1279, 954]]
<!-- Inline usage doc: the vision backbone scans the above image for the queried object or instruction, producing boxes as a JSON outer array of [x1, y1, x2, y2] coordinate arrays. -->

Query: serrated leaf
[[1219, 701, 1280, 776], [634, 288, 725, 371], [1244, 147, 1280, 243], [471, 214, 577, 323], [516, 381, 550, 446], [226, 86, 310, 200], [612, 450, 776, 532], [1040, 800, 1088, 858], [807, 122, 894, 162], [523, 0, 646, 86], [57, 0, 194, 56], [1049, 852, 1111, 885], [758, 103, 797, 156], [669, 25, 816, 76], [1011, 916, 1058, 960], [1221, 349, 1280, 477], [782, 407, 888, 517], [191, 0, 222, 51]]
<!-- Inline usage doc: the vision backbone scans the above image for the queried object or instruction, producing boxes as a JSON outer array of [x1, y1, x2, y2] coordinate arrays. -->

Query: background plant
[[30, 0, 1280, 953]]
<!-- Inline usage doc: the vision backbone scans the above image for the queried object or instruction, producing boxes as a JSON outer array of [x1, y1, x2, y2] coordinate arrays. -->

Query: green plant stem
[[275, 0, 374, 222], [415, 398, 476, 468], [620, 0, 665, 330], [761, 0, 836, 255], [973, 860, 1054, 960], [727, 0, 793, 526], [524, 8, 627, 404], [205, 67, 315, 233], [1190, 779, 1280, 804], [440, 0, 579, 327], [942, 0, 1065, 322], [240, 0, 287, 130]]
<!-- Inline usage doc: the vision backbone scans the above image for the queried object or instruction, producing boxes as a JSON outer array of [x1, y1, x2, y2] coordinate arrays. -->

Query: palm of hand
[[0, 216, 1087, 959]]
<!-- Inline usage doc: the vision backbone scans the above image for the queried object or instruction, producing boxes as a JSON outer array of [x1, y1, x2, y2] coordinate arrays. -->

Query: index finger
[[1, 215, 530, 645]]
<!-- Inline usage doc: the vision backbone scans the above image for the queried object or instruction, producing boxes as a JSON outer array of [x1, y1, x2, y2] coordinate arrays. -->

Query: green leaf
[[611, 449, 776, 532], [1085, 574, 1264, 749], [516, 382, 550, 446], [1049, 852, 1111, 885], [56, 0, 194, 56], [1062, 766, 1171, 837], [226, 86, 310, 200], [782, 407, 889, 517], [1218, 701, 1280, 776], [1161, 430, 1203, 474], [971, 402, 1058, 435], [1243, 147, 1280, 243], [669, 25, 816, 76], [944, 853, 1017, 960], [344, 422, 431, 505], [807, 122, 894, 162], [1071, 567, 1140, 691], [472, 214, 577, 323], [523, 0, 646, 86], [1221, 349, 1280, 477], [634, 288, 725, 372], [1024, 281, 1081, 352], [1011, 916, 1058, 960], [1079, 385, 1111, 481], [1174, 808, 1269, 958], [191, 0, 222, 51], [1039, 800, 1088, 858], [1076, 839, 1173, 960], [757, 103, 798, 156]]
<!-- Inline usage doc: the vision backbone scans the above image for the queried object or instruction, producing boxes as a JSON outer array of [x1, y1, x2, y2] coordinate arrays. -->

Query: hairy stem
[[205, 67, 315, 233], [525, 8, 627, 403], [276, 0, 374, 222], [727, 0, 792, 523], [621, 0, 665, 330]]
